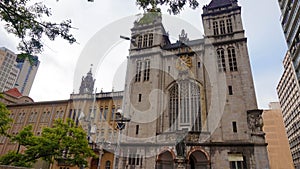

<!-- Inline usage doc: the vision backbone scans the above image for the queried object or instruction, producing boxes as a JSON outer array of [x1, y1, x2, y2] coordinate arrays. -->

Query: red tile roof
[[4, 88, 23, 98]]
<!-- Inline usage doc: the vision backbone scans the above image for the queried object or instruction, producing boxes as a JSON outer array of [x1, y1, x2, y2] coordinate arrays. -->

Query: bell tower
[[79, 67, 95, 94]]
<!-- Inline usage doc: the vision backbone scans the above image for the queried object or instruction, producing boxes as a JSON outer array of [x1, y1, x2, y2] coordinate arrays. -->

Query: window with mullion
[[217, 48, 226, 72], [220, 20, 226, 34], [228, 47, 238, 71], [144, 59, 150, 81], [213, 21, 219, 35]]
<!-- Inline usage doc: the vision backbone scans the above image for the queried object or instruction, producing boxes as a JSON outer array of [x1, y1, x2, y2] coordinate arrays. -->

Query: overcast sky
[[0, 0, 286, 109]]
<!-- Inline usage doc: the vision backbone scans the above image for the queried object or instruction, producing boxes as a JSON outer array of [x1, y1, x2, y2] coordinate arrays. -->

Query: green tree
[[136, 0, 200, 14], [0, 95, 12, 136], [0, 0, 76, 55], [0, 119, 96, 167]]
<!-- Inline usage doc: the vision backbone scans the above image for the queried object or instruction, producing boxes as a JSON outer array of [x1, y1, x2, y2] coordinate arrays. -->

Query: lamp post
[[113, 109, 130, 169]]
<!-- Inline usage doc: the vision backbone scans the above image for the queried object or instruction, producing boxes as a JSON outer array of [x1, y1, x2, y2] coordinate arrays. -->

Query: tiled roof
[[206, 0, 234, 9], [4, 88, 23, 98]]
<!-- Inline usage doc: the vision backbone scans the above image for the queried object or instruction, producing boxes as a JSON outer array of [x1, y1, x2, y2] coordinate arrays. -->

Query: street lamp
[[113, 109, 130, 169]]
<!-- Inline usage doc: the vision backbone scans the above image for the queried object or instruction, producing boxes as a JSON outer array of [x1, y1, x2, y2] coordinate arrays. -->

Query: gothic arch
[[187, 148, 210, 169], [156, 149, 175, 169], [166, 80, 203, 131]]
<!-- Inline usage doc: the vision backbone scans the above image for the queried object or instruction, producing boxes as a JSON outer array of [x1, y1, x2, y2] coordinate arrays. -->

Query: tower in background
[[79, 67, 96, 94], [15, 55, 40, 96]]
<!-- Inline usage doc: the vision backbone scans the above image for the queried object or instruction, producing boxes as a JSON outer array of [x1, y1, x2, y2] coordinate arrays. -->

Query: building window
[[226, 19, 233, 33], [228, 47, 238, 71], [148, 33, 153, 46], [104, 107, 108, 120], [136, 125, 139, 135], [217, 48, 226, 72], [137, 36, 142, 48], [105, 161, 111, 169], [135, 60, 142, 82], [228, 85, 233, 95], [138, 94, 142, 102], [143, 34, 148, 47], [228, 154, 246, 169], [232, 121, 237, 133], [198, 62, 201, 68], [144, 59, 150, 81], [169, 81, 201, 131], [213, 21, 219, 35], [220, 20, 226, 34]]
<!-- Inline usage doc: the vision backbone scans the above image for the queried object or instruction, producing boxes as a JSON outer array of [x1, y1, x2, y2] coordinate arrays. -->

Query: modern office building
[[15, 55, 40, 96], [277, 0, 300, 168], [263, 102, 294, 169], [117, 0, 269, 168], [277, 52, 300, 168], [0, 47, 19, 92], [278, 0, 300, 80]]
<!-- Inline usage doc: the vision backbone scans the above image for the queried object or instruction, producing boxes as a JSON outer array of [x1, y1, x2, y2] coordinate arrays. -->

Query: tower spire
[[79, 64, 95, 94]]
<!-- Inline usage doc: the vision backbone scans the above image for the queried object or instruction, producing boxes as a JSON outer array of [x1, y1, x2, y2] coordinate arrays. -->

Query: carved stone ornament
[[247, 109, 264, 135]]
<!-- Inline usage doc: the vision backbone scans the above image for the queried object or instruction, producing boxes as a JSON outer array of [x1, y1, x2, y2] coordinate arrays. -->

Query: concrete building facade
[[277, 0, 300, 168], [262, 102, 294, 169], [0, 47, 19, 92], [277, 52, 300, 168], [15, 56, 40, 96], [118, 0, 269, 168]]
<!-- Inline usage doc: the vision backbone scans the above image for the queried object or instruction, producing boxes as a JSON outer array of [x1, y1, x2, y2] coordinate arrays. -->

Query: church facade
[[118, 0, 269, 168]]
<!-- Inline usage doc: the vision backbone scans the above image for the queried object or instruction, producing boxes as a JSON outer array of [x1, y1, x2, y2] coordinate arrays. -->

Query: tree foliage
[[0, 0, 76, 55], [136, 0, 200, 14], [0, 95, 12, 136], [0, 119, 96, 167]]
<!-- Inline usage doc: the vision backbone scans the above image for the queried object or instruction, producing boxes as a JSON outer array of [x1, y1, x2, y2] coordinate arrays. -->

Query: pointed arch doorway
[[188, 150, 209, 169], [156, 151, 174, 169]]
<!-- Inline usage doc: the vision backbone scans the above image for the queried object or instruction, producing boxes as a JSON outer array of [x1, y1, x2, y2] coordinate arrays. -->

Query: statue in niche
[[247, 110, 264, 133], [176, 138, 186, 157]]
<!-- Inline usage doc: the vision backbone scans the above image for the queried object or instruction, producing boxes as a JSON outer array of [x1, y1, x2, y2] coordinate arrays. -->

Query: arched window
[[143, 34, 148, 47], [105, 161, 111, 169], [213, 21, 219, 35], [135, 60, 142, 82], [169, 81, 201, 131], [148, 33, 153, 46], [220, 20, 226, 34], [137, 36, 142, 48], [228, 47, 237, 71], [226, 18, 233, 33], [217, 48, 226, 72], [144, 59, 150, 81]]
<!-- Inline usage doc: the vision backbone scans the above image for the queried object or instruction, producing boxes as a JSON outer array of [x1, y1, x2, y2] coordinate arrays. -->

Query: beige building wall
[[0, 47, 18, 92], [263, 102, 294, 169]]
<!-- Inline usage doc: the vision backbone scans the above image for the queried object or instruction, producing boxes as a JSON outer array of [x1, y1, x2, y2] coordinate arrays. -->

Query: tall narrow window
[[226, 19, 233, 33], [148, 33, 153, 46], [169, 81, 201, 131], [105, 161, 111, 169], [232, 121, 237, 133], [104, 107, 108, 120], [135, 60, 142, 82], [228, 47, 238, 71], [143, 34, 148, 47], [213, 21, 219, 35], [136, 125, 139, 135], [144, 59, 150, 81], [138, 94, 142, 102], [228, 85, 233, 95], [220, 20, 226, 34], [137, 36, 142, 48], [217, 48, 226, 72]]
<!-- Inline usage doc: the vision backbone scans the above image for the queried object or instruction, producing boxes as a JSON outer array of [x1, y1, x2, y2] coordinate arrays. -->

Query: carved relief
[[247, 109, 264, 135]]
